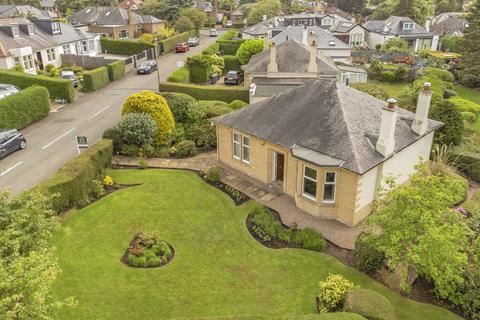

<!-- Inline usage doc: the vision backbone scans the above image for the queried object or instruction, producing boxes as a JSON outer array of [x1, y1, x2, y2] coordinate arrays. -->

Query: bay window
[[242, 136, 250, 163], [302, 166, 317, 200], [323, 172, 336, 203], [232, 132, 240, 159]]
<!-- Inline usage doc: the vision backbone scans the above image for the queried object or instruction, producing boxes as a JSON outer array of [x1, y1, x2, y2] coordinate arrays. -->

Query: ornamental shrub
[[228, 99, 248, 110], [102, 127, 122, 153], [167, 67, 190, 83], [461, 111, 476, 124], [218, 39, 244, 55], [223, 55, 242, 72], [186, 54, 214, 83], [107, 60, 125, 82], [184, 119, 217, 149], [175, 139, 197, 157], [160, 92, 206, 123], [116, 113, 158, 146], [159, 82, 249, 103], [354, 234, 385, 274], [424, 67, 454, 83], [199, 100, 233, 118], [430, 100, 464, 146], [378, 71, 396, 83], [205, 166, 221, 183], [202, 42, 220, 55], [444, 89, 457, 99], [82, 66, 109, 92], [292, 228, 326, 251], [394, 67, 407, 82], [450, 97, 480, 114], [236, 39, 264, 64], [318, 274, 358, 313], [122, 90, 175, 142], [343, 289, 397, 320]]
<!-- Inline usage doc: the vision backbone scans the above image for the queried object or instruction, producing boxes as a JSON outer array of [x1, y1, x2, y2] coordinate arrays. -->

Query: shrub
[[202, 42, 220, 55], [159, 82, 249, 103], [30, 139, 113, 213], [460, 73, 480, 88], [107, 60, 125, 82], [186, 54, 214, 83], [199, 100, 233, 118], [116, 113, 158, 146], [82, 66, 109, 92], [218, 39, 244, 55], [425, 67, 454, 83], [394, 67, 407, 82], [205, 166, 221, 183], [158, 31, 193, 54], [318, 274, 358, 313], [236, 39, 264, 64], [90, 179, 105, 198], [0, 69, 74, 102], [121, 144, 140, 156], [412, 75, 452, 105], [100, 37, 154, 55], [228, 99, 248, 110], [450, 97, 480, 114], [354, 235, 385, 274], [378, 71, 396, 83], [292, 228, 326, 251], [0, 86, 50, 129], [351, 83, 388, 101], [223, 55, 242, 73], [450, 152, 480, 182], [431, 100, 464, 146], [103, 175, 114, 187], [444, 89, 457, 99], [102, 127, 122, 153], [160, 92, 206, 123], [122, 90, 175, 142], [175, 139, 197, 157], [461, 111, 476, 124], [184, 119, 217, 149], [441, 35, 464, 52], [167, 67, 190, 83], [343, 289, 397, 320]]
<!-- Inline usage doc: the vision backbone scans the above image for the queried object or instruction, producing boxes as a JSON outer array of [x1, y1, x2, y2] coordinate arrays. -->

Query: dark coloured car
[[187, 37, 200, 47], [0, 129, 26, 159], [175, 43, 190, 53], [61, 71, 79, 88], [137, 60, 158, 74], [224, 70, 244, 85]]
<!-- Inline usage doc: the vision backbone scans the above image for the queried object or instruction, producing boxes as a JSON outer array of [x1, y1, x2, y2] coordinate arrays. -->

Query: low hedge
[[202, 42, 220, 55], [107, 60, 125, 82], [159, 82, 249, 103], [223, 55, 242, 72], [83, 66, 109, 92], [218, 29, 237, 41], [158, 31, 193, 54], [0, 86, 50, 129], [452, 152, 480, 182], [34, 139, 113, 213], [101, 37, 154, 56], [218, 39, 244, 55], [343, 289, 397, 320], [167, 67, 190, 83], [0, 69, 74, 102]]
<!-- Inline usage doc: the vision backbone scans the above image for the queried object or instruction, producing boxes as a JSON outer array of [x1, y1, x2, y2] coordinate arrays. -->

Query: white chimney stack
[[376, 98, 398, 157], [412, 82, 433, 136], [262, 14, 267, 21], [307, 38, 318, 73], [425, 18, 431, 32], [302, 25, 308, 46], [267, 43, 278, 73], [263, 32, 269, 50]]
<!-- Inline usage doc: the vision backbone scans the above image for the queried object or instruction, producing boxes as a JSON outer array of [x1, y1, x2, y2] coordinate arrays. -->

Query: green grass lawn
[[454, 85, 480, 104], [51, 169, 462, 320], [366, 80, 410, 98]]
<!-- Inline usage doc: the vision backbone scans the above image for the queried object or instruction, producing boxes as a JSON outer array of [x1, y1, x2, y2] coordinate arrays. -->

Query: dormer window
[[52, 22, 60, 34], [403, 22, 415, 30], [27, 25, 34, 35], [328, 40, 335, 46], [12, 26, 19, 38], [86, 8, 92, 13]]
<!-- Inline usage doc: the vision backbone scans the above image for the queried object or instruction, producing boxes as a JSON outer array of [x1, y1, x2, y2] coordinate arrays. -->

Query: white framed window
[[46, 48, 56, 61], [322, 18, 332, 26], [27, 25, 34, 35], [403, 22, 414, 30], [12, 26, 19, 37], [14, 57, 20, 65], [323, 172, 336, 203], [52, 22, 60, 34], [23, 55, 34, 69], [302, 166, 317, 201], [82, 40, 88, 53], [118, 29, 129, 38], [232, 132, 241, 159], [88, 39, 95, 51], [242, 136, 250, 163], [62, 44, 71, 54]]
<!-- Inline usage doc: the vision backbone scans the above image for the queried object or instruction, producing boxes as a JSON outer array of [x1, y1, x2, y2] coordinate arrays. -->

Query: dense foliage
[[236, 39, 265, 65], [317, 274, 357, 313], [100, 37, 154, 56], [199, 100, 233, 118], [247, 0, 282, 23], [177, 7, 206, 34], [166, 67, 190, 83], [223, 55, 242, 72], [343, 289, 397, 320], [159, 82, 249, 103], [441, 35, 464, 52], [459, 0, 480, 88], [82, 66, 109, 93], [125, 233, 172, 268], [430, 100, 464, 146], [186, 55, 215, 83], [116, 113, 158, 146], [158, 31, 193, 54], [372, 0, 434, 24], [160, 92, 206, 123], [107, 60, 125, 82]]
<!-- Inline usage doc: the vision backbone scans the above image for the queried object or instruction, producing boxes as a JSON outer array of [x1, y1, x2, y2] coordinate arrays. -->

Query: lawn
[[51, 169, 462, 320], [454, 85, 480, 104], [366, 80, 410, 98]]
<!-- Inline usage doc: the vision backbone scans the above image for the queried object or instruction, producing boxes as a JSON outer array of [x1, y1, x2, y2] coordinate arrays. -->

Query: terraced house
[[212, 80, 441, 226]]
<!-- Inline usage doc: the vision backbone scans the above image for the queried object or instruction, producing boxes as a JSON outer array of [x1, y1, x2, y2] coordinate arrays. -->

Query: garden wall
[[159, 82, 249, 103], [61, 54, 118, 70]]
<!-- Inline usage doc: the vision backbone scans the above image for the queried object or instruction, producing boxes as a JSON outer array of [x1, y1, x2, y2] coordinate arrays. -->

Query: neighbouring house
[[0, 17, 101, 73], [232, 3, 254, 25], [212, 80, 440, 226], [363, 16, 438, 52], [337, 65, 367, 85], [332, 20, 367, 47], [39, 0, 56, 12], [244, 34, 340, 103], [0, 4, 57, 19], [119, 0, 144, 11], [195, 0, 218, 22], [430, 12, 468, 50], [69, 6, 165, 39]]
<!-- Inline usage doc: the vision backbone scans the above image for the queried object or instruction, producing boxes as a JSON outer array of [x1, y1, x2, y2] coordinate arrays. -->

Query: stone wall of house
[[60, 54, 118, 70]]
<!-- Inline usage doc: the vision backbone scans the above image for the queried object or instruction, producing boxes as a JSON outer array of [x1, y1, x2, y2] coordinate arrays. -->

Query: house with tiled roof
[[429, 12, 468, 50], [212, 79, 440, 226], [118, 0, 144, 11]]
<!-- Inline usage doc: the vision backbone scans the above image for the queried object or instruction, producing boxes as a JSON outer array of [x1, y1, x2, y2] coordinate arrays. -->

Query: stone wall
[[60, 54, 118, 70]]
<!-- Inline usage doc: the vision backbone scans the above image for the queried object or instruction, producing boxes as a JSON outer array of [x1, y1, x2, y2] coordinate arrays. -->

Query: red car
[[175, 43, 190, 53]]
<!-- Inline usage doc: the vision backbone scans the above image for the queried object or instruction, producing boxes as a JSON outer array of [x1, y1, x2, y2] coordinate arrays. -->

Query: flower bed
[[200, 171, 249, 206], [121, 233, 174, 268]]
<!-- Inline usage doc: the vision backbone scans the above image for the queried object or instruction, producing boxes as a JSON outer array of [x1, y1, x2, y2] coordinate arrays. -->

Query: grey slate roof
[[272, 26, 350, 50], [363, 16, 433, 38], [431, 13, 468, 36], [212, 79, 442, 174], [0, 5, 56, 19], [69, 6, 161, 27]]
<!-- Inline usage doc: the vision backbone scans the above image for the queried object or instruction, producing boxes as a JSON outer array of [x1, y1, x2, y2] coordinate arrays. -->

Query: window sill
[[302, 193, 317, 202]]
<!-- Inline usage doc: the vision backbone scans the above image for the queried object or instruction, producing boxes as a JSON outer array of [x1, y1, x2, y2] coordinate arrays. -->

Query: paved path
[[113, 152, 217, 172], [0, 35, 219, 195]]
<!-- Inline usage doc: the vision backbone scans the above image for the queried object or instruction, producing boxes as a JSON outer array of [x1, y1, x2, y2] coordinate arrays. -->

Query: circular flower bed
[[121, 233, 174, 268]]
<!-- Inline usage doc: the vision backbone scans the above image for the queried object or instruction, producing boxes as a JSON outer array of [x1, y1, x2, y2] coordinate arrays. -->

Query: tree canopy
[[372, 0, 434, 25], [247, 0, 283, 24], [459, 0, 480, 88], [236, 39, 265, 64]]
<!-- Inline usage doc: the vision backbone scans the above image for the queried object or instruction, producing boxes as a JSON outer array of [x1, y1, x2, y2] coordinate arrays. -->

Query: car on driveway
[[226, 20, 233, 28], [209, 29, 218, 37], [224, 70, 244, 85], [175, 43, 190, 53], [137, 60, 158, 74], [0, 84, 19, 100], [0, 129, 26, 159], [188, 37, 200, 47], [61, 71, 79, 88]]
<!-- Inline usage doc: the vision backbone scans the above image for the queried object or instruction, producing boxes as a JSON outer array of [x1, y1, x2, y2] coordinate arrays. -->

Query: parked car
[[210, 28, 218, 37], [226, 20, 233, 28], [61, 71, 79, 88], [137, 60, 158, 74], [0, 129, 26, 159], [188, 37, 200, 47], [224, 70, 244, 85], [0, 84, 19, 100], [175, 43, 190, 53]]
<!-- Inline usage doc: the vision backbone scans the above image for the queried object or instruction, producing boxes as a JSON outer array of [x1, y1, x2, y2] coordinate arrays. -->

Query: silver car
[[0, 84, 19, 100], [0, 129, 26, 158]]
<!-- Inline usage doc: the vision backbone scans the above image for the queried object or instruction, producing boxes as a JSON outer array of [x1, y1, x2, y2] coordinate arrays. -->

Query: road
[[0, 35, 218, 195]]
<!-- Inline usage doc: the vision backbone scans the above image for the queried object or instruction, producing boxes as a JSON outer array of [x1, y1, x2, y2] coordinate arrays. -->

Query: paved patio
[[113, 153, 364, 249]]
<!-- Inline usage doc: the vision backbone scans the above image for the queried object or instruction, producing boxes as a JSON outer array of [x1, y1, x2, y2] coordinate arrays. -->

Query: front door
[[36, 51, 43, 70], [276, 153, 285, 182]]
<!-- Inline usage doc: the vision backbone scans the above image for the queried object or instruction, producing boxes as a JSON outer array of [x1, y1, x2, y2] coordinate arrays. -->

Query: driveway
[[0, 35, 218, 195]]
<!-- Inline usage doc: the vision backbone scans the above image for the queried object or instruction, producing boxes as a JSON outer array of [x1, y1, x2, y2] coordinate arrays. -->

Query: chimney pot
[[386, 98, 397, 110], [423, 82, 431, 92]]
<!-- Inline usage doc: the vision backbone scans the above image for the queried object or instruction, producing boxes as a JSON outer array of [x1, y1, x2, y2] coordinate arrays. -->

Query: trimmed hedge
[[218, 39, 245, 55], [186, 55, 213, 84], [107, 60, 125, 82], [34, 139, 113, 213], [159, 82, 249, 103], [343, 289, 397, 320], [452, 152, 480, 182], [100, 37, 154, 56], [223, 55, 242, 72], [0, 69, 74, 102], [167, 67, 190, 83], [202, 42, 220, 55], [83, 66, 109, 92], [158, 31, 194, 54], [0, 86, 50, 129]]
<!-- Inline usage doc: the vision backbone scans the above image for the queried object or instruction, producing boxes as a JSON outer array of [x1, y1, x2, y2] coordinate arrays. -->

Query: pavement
[[0, 35, 219, 195]]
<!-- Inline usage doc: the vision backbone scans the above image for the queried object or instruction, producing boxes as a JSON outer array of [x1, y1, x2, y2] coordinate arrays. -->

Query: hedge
[[33, 139, 113, 213], [0, 69, 74, 102], [186, 55, 213, 84], [158, 31, 194, 54], [218, 29, 237, 41], [0, 86, 50, 129], [159, 82, 249, 103], [452, 152, 480, 182], [218, 39, 245, 55], [100, 37, 154, 56], [83, 66, 109, 92], [107, 60, 125, 82], [202, 42, 220, 55], [343, 289, 397, 320], [223, 55, 242, 72], [167, 67, 190, 83]]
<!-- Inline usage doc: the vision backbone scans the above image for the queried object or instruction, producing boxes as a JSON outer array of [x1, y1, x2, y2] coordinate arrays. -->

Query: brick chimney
[[376, 98, 398, 157], [302, 24, 308, 46], [307, 38, 317, 73], [267, 43, 278, 73], [263, 32, 269, 50], [411, 82, 433, 136]]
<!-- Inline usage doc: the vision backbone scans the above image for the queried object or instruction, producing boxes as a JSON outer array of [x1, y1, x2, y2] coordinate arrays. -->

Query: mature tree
[[373, 0, 434, 25], [440, 35, 464, 52], [55, 0, 118, 15], [330, 0, 367, 14], [285, 2, 309, 14], [178, 7, 207, 35], [236, 39, 264, 64], [383, 37, 410, 52], [459, 0, 480, 88], [435, 0, 462, 14], [0, 0, 40, 5], [220, 0, 236, 11], [162, 0, 194, 21], [174, 15, 194, 33], [247, 0, 282, 24], [140, 0, 167, 18], [430, 100, 464, 146]]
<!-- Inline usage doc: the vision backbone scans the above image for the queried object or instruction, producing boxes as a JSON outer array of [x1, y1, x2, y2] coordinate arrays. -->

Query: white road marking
[[50, 104, 65, 113], [41, 127, 76, 150], [1, 161, 23, 177], [88, 106, 110, 120]]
